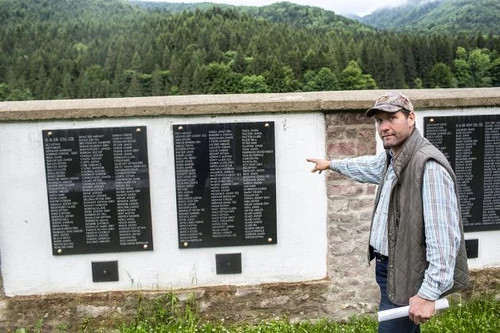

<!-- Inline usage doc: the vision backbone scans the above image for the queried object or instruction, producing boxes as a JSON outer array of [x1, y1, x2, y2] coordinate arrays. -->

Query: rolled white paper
[[377, 298, 449, 322]]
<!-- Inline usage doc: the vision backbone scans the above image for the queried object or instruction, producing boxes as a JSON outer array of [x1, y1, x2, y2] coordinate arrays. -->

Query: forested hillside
[[133, 1, 373, 34], [360, 0, 500, 34], [1, 0, 500, 101]]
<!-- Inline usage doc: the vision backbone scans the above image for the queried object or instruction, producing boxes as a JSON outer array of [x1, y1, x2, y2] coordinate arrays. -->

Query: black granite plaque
[[92, 261, 119, 282], [216, 253, 242, 274], [465, 239, 479, 259], [43, 126, 153, 255], [424, 115, 500, 232], [173, 122, 277, 248]]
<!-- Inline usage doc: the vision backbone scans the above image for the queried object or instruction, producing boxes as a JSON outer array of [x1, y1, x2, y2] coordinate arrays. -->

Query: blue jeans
[[376, 258, 420, 333]]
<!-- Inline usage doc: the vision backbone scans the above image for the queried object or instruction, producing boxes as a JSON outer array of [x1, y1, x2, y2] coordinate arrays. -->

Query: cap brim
[[365, 104, 402, 117]]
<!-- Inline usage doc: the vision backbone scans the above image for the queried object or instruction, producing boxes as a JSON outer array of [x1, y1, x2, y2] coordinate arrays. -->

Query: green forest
[[1, 0, 500, 101]]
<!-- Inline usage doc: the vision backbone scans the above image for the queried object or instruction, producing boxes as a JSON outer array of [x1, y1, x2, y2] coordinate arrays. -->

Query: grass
[[15, 292, 500, 333], [118, 293, 379, 333]]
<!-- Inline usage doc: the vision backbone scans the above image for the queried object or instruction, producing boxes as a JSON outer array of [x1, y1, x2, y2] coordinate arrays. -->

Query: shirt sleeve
[[418, 160, 462, 300], [330, 152, 386, 185]]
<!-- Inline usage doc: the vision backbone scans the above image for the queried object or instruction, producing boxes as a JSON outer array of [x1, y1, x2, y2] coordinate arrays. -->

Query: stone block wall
[[324, 112, 379, 315]]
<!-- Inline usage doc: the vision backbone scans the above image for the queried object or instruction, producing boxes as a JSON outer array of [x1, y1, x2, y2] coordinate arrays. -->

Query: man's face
[[374, 110, 415, 155]]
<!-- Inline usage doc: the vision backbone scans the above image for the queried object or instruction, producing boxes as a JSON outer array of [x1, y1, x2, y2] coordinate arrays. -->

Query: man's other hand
[[408, 295, 435, 325]]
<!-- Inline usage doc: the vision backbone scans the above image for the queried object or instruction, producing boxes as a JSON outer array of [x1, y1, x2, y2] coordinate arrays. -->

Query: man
[[307, 92, 469, 333]]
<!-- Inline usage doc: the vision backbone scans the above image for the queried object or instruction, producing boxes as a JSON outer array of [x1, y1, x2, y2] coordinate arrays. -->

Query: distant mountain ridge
[[132, 0, 500, 35], [359, 0, 500, 34], [132, 1, 373, 33], [249, 2, 367, 31]]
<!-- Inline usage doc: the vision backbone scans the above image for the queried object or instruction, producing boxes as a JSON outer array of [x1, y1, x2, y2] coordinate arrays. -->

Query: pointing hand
[[307, 158, 330, 174]]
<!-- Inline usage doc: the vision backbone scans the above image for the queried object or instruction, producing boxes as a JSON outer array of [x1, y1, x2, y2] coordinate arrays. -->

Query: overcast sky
[[142, 0, 408, 16]]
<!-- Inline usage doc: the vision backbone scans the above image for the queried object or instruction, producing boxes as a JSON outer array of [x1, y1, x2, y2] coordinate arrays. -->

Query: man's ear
[[408, 111, 416, 127]]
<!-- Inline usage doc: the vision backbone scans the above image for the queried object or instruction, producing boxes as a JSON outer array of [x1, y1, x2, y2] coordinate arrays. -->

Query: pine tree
[[151, 66, 165, 96], [127, 73, 142, 97]]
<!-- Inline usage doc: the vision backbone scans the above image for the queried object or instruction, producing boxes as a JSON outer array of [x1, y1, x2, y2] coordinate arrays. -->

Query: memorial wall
[[0, 114, 328, 296], [0, 89, 499, 301]]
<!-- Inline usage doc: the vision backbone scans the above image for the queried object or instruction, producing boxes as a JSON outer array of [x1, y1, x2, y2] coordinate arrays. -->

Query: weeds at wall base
[[13, 290, 500, 333]]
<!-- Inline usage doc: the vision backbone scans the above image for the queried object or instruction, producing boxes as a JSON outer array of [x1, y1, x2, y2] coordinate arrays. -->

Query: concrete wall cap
[[1, 88, 500, 121]]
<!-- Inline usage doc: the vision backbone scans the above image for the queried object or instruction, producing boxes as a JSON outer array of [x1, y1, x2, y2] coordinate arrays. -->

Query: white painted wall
[[0, 113, 328, 296], [375, 107, 500, 270]]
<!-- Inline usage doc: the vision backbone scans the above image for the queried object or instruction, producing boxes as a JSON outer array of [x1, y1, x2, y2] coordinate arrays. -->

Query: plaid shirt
[[331, 152, 461, 300]]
